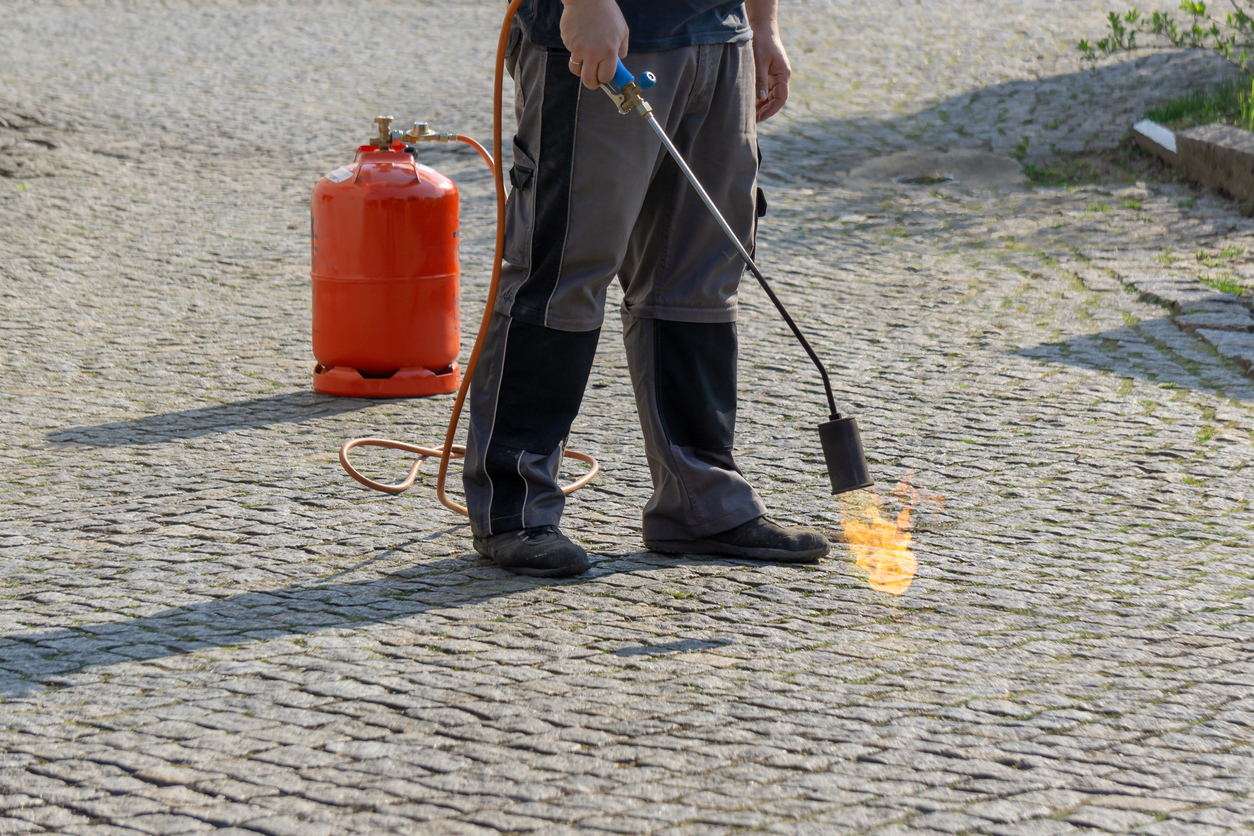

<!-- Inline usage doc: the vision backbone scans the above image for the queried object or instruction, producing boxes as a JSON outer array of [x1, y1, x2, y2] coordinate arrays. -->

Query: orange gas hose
[[339, 0, 600, 515], [454, 134, 494, 173]]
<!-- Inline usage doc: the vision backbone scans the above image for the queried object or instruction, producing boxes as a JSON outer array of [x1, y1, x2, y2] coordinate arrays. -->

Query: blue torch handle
[[611, 59, 634, 91], [611, 58, 656, 92]]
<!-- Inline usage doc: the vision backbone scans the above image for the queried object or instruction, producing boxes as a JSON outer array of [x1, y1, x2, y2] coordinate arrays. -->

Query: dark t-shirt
[[516, 0, 751, 52]]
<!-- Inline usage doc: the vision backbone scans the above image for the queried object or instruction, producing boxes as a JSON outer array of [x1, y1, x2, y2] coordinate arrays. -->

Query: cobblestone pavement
[[4, 1, 1254, 834]]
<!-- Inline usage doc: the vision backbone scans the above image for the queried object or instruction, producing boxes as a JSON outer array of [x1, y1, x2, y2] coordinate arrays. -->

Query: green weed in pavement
[[1144, 77, 1249, 130]]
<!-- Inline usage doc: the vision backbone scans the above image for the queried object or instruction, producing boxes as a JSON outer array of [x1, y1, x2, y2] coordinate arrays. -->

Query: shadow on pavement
[[772, 50, 1225, 178], [0, 553, 770, 699], [1018, 316, 1253, 397], [611, 638, 732, 657], [45, 392, 384, 447]]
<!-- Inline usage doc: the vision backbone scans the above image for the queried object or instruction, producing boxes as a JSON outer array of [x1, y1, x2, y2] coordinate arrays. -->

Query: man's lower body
[[462, 32, 828, 576]]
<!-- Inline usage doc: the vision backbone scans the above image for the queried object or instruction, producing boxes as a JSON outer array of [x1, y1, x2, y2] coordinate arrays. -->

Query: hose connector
[[601, 59, 655, 118], [402, 121, 458, 143]]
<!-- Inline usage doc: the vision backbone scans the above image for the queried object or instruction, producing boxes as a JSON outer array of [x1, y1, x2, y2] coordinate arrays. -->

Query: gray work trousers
[[462, 30, 767, 542]]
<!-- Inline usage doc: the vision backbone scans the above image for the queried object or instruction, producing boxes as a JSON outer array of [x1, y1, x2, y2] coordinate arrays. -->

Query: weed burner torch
[[602, 60, 872, 495]]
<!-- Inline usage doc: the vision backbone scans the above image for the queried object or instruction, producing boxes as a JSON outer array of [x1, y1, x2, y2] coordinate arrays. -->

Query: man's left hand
[[746, 0, 790, 123], [752, 31, 791, 123]]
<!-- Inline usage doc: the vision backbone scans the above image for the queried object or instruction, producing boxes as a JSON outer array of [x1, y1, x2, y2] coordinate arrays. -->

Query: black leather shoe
[[473, 525, 591, 577], [645, 516, 829, 564]]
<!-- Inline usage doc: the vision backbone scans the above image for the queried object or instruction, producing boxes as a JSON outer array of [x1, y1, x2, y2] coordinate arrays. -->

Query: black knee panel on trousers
[[654, 319, 737, 452], [491, 319, 601, 455]]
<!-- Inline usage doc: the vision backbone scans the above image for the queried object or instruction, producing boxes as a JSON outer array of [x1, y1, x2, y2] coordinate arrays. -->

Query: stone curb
[[1117, 121, 1254, 374], [1132, 118, 1254, 203], [1176, 122, 1254, 204], [1131, 118, 1179, 166]]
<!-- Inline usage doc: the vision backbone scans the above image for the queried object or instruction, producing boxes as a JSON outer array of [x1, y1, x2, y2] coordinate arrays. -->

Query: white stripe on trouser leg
[[480, 322, 510, 536], [517, 452, 528, 530]]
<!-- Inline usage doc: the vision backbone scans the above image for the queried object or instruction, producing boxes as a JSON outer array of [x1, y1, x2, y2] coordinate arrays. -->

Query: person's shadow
[[0, 550, 792, 700]]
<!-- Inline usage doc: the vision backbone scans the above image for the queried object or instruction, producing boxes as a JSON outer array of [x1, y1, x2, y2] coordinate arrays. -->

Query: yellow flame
[[838, 472, 939, 596]]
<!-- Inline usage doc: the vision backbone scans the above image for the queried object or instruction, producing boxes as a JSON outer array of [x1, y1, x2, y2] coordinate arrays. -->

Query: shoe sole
[[496, 561, 590, 578], [644, 539, 828, 564]]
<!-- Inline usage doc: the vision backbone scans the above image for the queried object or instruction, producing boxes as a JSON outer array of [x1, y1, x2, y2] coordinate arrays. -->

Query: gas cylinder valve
[[369, 116, 458, 149], [370, 115, 398, 149]]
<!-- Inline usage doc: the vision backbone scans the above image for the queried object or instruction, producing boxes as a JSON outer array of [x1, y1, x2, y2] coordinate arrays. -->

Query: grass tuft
[[1201, 273, 1248, 296], [1144, 77, 1249, 130]]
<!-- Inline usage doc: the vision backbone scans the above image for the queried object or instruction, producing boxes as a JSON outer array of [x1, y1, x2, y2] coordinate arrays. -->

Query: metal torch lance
[[601, 60, 872, 494]]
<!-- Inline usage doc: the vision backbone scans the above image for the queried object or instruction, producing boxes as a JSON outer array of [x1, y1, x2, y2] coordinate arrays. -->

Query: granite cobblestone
[[3, 0, 1254, 833]]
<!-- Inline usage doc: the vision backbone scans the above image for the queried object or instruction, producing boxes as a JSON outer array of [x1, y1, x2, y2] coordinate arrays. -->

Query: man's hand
[[746, 0, 790, 122], [560, 0, 629, 90]]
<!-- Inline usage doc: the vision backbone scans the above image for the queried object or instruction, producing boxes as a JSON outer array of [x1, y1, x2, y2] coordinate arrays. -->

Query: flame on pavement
[[837, 472, 942, 596]]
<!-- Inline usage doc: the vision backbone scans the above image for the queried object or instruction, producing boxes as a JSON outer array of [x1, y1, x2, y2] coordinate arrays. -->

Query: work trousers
[[463, 30, 767, 541]]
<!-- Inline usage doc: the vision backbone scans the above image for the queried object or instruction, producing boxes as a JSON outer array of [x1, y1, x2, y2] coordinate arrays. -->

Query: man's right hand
[[560, 0, 629, 90]]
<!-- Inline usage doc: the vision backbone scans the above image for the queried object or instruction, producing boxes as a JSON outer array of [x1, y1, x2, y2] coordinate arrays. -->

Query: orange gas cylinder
[[310, 132, 460, 397]]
